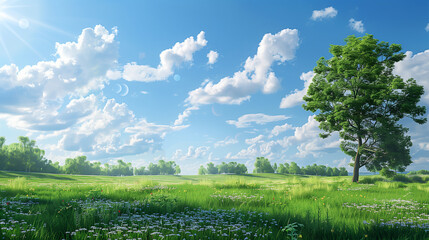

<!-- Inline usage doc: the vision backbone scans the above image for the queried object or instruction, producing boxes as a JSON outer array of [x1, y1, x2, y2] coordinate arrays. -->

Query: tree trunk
[[352, 137, 362, 182]]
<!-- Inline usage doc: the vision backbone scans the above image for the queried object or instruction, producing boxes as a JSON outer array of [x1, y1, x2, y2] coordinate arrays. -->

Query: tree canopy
[[253, 157, 274, 173], [0, 136, 181, 176], [303, 34, 427, 182]]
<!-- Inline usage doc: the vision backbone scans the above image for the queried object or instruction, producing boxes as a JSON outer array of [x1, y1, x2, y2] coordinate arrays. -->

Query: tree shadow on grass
[[240, 174, 268, 178], [0, 171, 75, 181], [0, 171, 14, 178], [171, 175, 198, 181]]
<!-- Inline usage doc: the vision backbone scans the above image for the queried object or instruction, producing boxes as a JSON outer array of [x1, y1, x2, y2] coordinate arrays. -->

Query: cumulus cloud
[[245, 135, 265, 145], [186, 28, 299, 106], [269, 123, 294, 138], [349, 18, 365, 33], [58, 99, 134, 153], [4, 94, 98, 132], [57, 99, 186, 159], [0, 25, 118, 131], [425, 23, 429, 32], [393, 50, 429, 103], [214, 137, 238, 148], [280, 71, 315, 108], [333, 158, 353, 171], [311, 7, 338, 21], [207, 50, 219, 65], [172, 146, 210, 162], [122, 31, 207, 82], [226, 113, 290, 128], [174, 106, 199, 126], [106, 70, 122, 80], [226, 139, 283, 161], [281, 115, 340, 157], [229, 115, 341, 162]]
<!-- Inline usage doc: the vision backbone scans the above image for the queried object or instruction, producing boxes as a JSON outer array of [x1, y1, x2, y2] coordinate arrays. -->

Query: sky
[[0, 0, 428, 174]]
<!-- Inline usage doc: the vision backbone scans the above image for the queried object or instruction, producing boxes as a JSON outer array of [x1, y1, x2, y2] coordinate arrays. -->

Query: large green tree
[[303, 34, 426, 182]]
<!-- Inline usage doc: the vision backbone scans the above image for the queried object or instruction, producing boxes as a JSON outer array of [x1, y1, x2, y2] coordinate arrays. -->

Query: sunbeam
[[29, 18, 74, 38], [0, 36, 12, 61], [2, 22, 43, 59]]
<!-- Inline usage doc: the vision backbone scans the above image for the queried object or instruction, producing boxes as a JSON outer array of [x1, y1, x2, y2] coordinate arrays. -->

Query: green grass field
[[0, 171, 428, 240]]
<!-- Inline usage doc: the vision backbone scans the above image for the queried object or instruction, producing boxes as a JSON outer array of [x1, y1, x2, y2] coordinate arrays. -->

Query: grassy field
[[0, 171, 428, 239]]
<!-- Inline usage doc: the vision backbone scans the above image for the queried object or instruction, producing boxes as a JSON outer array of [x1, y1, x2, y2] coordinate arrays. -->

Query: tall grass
[[0, 171, 427, 239]]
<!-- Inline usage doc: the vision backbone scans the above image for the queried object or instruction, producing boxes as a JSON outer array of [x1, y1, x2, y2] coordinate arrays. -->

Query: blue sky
[[0, 0, 428, 174]]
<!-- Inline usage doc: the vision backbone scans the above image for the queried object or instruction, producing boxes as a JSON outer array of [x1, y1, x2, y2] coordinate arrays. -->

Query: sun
[[0, 0, 72, 62]]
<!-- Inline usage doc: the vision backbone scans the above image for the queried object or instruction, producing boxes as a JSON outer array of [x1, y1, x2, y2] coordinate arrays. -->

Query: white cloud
[[125, 118, 188, 139], [418, 142, 429, 151], [279, 115, 340, 158], [225, 117, 338, 164], [0, 25, 118, 131], [207, 50, 219, 65], [269, 123, 294, 138], [333, 158, 353, 171], [186, 28, 299, 106], [56, 98, 187, 159], [226, 113, 289, 128], [349, 18, 365, 33], [311, 7, 338, 21], [58, 99, 133, 153], [106, 70, 122, 80], [122, 31, 207, 82], [226, 139, 283, 162], [393, 50, 429, 103], [214, 137, 238, 148], [172, 146, 210, 162], [245, 135, 264, 145], [280, 71, 315, 108], [174, 106, 199, 126], [425, 23, 429, 32]]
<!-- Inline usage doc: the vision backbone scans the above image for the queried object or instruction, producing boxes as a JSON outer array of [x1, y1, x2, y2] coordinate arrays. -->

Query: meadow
[[0, 171, 428, 240]]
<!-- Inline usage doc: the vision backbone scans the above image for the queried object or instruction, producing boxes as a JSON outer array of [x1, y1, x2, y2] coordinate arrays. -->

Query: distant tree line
[[198, 157, 348, 176], [198, 162, 247, 175], [0, 136, 180, 176], [60, 157, 180, 176], [0, 136, 59, 173], [407, 170, 429, 175], [254, 157, 348, 176]]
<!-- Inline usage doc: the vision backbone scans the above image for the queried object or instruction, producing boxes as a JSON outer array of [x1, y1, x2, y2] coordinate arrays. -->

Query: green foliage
[[282, 222, 304, 240], [0, 136, 181, 176], [392, 174, 412, 183], [408, 175, 425, 183], [1, 172, 428, 239], [277, 162, 289, 174], [379, 167, 396, 179], [198, 165, 207, 175], [206, 162, 219, 174], [0, 136, 59, 173], [254, 157, 274, 173], [135, 160, 179, 175], [359, 176, 386, 184], [277, 162, 347, 177], [408, 170, 429, 175], [204, 162, 247, 174], [288, 162, 301, 175], [175, 165, 181, 175], [303, 34, 427, 182]]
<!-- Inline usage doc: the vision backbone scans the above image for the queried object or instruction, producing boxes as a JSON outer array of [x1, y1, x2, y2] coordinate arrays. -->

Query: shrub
[[359, 177, 385, 184], [407, 170, 429, 175], [409, 175, 425, 183], [380, 168, 396, 178], [392, 174, 412, 183]]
